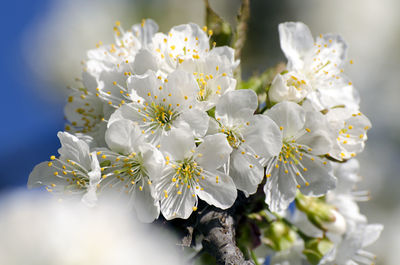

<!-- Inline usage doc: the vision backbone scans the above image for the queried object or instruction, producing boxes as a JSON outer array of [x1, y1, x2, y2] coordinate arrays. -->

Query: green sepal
[[295, 192, 336, 231], [100, 160, 111, 167], [303, 237, 334, 265], [262, 220, 297, 251], [206, 107, 216, 119]]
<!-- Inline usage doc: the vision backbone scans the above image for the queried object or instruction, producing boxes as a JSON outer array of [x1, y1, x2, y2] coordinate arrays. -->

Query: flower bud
[[303, 237, 334, 265], [321, 208, 346, 235], [295, 192, 346, 234], [262, 220, 297, 251]]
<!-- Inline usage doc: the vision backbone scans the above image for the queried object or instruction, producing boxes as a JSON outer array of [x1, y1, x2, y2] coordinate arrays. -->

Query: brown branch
[[198, 206, 255, 265], [234, 0, 250, 61], [233, 0, 250, 82]]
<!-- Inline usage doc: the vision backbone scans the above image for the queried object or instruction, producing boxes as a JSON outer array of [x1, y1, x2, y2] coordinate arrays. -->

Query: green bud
[[262, 220, 297, 251], [303, 237, 334, 265], [295, 192, 337, 232]]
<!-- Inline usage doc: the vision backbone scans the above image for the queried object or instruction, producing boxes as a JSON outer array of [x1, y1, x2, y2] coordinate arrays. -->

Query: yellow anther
[[50, 156, 56, 160], [47, 162, 53, 167]]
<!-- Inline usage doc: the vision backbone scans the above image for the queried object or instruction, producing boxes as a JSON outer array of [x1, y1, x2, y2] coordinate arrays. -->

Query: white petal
[[57, 132, 91, 170], [132, 49, 158, 75], [179, 108, 209, 138], [243, 115, 282, 161], [265, 101, 306, 139], [299, 155, 336, 196], [361, 224, 383, 248], [195, 133, 232, 170], [169, 23, 209, 55], [158, 169, 197, 220], [28, 161, 65, 189], [132, 182, 160, 223], [229, 147, 264, 196], [216, 90, 258, 126], [264, 159, 298, 212], [82, 154, 101, 207], [296, 110, 332, 155], [279, 22, 314, 70], [105, 119, 143, 154], [164, 70, 199, 108], [317, 33, 348, 67], [195, 170, 237, 209], [107, 103, 141, 127], [126, 70, 162, 102], [132, 18, 159, 47], [160, 127, 195, 161], [138, 143, 165, 182]]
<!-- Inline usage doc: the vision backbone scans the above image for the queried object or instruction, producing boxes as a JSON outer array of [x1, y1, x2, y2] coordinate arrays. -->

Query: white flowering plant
[[28, 1, 382, 264]]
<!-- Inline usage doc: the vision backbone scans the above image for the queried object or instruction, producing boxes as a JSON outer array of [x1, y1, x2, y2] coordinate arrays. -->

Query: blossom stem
[[234, 0, 251, 82]]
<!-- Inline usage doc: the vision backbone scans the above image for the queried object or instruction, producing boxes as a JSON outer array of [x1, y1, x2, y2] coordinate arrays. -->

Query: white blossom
[[156, 127, 237, 220], [28, 132, 101, 207], [278, 22, 359, 111], [109, 69, 209, 145], [320, 223, 383, 265], [211, 89, 282, 196], [263, 101, 336, 212], [97, 119, 164, 222], [137, 23, 238, 109], [326, 108, 371, 161], [269, 71, 312, 103]]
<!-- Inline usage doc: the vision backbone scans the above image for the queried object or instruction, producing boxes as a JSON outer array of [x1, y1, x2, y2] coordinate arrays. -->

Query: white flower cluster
[[28, 19, 372, 231], [269, 159, 382, 265]]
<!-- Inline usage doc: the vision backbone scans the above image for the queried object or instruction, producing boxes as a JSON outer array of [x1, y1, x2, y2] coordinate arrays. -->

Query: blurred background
[[0, 0, 399, 263]]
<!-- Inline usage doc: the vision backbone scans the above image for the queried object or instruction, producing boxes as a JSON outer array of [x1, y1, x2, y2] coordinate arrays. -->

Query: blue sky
[[0, 0, 64, 189]]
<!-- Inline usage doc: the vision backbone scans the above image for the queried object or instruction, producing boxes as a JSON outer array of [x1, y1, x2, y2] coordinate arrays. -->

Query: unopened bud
[[303, 237, 334, 265], [321, 209, 346, 235], [295, 192, 343, 233], [262, 220, 297, 251]]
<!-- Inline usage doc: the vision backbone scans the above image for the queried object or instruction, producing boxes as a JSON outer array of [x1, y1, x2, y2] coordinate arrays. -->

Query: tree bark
[[197, 206, 255, 265]]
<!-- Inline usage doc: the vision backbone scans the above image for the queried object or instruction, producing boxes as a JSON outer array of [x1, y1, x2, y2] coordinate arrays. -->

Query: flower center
[[46, 157, 90, 192], [194, 73, 213, 101], [286, 75, 308, 91], [99, 152, 149, 189], [221, 127, 243, 149], [148, 103, 179, 129], [174, 157, 202, 184]]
